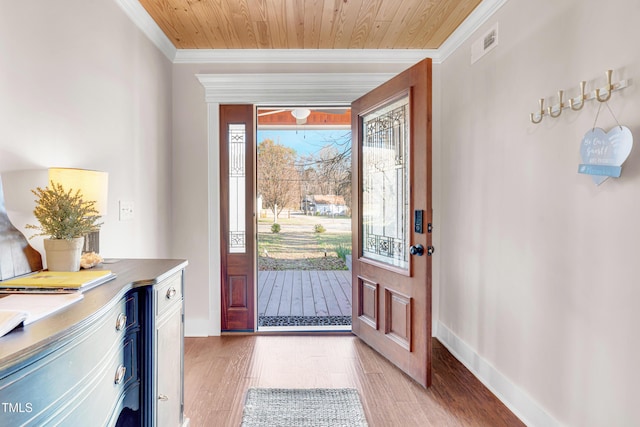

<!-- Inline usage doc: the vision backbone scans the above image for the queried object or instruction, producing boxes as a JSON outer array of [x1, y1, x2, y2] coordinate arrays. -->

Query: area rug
[[241, 388, 368, 426]]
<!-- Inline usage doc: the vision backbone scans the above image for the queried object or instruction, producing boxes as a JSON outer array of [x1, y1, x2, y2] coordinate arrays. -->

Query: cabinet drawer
[[155, 273, 183, 316], [0, 293, 139, 426], [55, 334, 139, 426]]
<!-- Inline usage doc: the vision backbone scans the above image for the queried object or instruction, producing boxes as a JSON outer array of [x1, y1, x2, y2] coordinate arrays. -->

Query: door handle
[[409, 244, 424, 256]]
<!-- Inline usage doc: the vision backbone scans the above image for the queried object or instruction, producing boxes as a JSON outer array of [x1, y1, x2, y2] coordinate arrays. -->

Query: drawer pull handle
[[115, 313, 127, 331], [158, 394, 169, 401], [166, 287, 177, 300], [114, 365, 127, 385]]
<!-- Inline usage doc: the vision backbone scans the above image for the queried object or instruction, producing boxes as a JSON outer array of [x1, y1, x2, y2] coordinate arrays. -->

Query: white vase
[[44, 237, 85, 272]]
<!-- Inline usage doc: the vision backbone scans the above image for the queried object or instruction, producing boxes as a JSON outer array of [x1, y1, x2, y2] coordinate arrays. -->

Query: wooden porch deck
[[257, 270, 352, 318]]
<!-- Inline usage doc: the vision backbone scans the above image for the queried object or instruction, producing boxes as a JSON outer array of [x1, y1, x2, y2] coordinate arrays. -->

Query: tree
[[297, 132, 352, 211], [257, 139, 298, 221]]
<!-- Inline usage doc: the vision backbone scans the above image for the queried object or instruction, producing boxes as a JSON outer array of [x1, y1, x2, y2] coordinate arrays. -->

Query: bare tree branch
[[257, 139, 299, 221]]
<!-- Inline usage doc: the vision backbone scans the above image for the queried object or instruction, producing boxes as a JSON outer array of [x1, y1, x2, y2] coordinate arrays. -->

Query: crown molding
[[196, 73, 396, 104], [177, 49, 437, 65], [437, 0, 508, 62], [114, 0, 177, 61], [116, 0, 508, 65]]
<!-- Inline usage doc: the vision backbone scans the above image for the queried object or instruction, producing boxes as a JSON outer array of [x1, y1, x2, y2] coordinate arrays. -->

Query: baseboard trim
[[435, 321, 560, 427]]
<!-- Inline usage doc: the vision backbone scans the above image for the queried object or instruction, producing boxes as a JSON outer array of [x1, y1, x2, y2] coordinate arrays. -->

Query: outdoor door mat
[[241, 388, 368, 427], [258, 315, 351, 327]]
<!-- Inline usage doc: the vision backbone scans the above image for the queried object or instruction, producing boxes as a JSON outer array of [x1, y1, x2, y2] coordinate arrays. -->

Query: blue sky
[[257, 129, 351, 157]]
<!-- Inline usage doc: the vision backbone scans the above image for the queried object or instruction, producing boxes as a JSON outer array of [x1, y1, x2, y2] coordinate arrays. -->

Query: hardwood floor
[[184, 335, 525, 427]]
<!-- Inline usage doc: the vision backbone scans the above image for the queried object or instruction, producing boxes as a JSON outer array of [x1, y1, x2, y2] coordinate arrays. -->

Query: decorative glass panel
[[361, 96, 409, 269], [229, 124, 246, 253]]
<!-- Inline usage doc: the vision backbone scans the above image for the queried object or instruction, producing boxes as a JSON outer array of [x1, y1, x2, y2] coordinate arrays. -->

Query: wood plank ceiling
[[139, 0, 483, 49]]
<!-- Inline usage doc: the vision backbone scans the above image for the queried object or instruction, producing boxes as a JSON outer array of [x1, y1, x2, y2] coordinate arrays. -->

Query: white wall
[[171, 64, 211, 335], [438, 0, 640, 425], [0, 0, 173, 258]]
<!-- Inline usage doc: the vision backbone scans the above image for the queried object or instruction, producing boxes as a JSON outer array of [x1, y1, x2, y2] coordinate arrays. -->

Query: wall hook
[[569, 81, 587, 110], [595, 69, 613, 102], [530, 98, 545, 124], [548, 90, 564, 118], [529, 69, 630, 124]]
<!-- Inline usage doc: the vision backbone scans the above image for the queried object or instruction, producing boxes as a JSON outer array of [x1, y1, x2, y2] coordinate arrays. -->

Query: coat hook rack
[[529, 69, 631, 124]]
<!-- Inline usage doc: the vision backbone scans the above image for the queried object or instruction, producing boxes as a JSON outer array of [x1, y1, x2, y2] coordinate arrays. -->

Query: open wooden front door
[[351, 59, 433, 387], [220, 104, 255, 331]]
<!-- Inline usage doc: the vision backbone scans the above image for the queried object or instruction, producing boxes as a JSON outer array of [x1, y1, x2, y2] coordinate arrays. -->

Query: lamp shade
[[48, 168, 109, 215]]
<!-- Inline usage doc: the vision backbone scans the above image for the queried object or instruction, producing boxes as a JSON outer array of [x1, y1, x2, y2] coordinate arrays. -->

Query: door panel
[[220, 105, 255, 331], [351, 59, 432, 387]]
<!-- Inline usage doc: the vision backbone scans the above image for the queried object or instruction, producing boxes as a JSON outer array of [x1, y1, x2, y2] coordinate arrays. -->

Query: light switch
[[119, 201, 134, 221]]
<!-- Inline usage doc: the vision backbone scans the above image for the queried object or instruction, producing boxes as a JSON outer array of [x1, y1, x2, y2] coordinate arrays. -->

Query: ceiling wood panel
[[307, 0, 328, 49], [138, 0, 483, 49], [348, 0, 376, 49], [392, 1, 439, 48], [266, 1, 288, 48], [426, 0, 482, 47], [224, 0, 255, 48]]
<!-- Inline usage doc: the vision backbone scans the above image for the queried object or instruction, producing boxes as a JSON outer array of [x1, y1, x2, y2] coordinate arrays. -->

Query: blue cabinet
[[0, 259, 188, 427]]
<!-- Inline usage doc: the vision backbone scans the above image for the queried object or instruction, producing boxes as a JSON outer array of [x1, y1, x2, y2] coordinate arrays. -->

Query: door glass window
[[361, 95, 409, 269], [228, 123, 246, 253]]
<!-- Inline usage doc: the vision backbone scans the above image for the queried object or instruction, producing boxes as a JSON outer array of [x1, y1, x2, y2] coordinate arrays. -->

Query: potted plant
[[26, 182, 102, 271]]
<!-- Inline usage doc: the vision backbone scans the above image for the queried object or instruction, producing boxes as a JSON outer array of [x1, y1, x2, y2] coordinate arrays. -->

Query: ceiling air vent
[[471, 23, 498, 64]]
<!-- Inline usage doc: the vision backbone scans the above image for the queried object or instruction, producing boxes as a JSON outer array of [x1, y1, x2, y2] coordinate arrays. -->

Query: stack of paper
[[0, 309, 27, 338], [0, 293, 85, 337]]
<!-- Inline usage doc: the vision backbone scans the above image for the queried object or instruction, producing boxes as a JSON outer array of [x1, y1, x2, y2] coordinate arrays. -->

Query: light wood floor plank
[[184, 335, 525, 427]]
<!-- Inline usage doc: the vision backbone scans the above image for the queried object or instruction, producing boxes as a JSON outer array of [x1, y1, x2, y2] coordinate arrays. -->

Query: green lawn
[[314, 232, 351, 249], [256, 217, 352, 270]]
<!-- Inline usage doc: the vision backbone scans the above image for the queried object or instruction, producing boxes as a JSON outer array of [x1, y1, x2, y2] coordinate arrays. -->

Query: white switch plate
[[119, 201, 134, 221]]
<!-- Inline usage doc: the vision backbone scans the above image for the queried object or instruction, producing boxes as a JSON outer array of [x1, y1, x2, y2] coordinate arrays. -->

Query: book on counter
[[0, 270, 116, 293], [0, 293, 85, 337]]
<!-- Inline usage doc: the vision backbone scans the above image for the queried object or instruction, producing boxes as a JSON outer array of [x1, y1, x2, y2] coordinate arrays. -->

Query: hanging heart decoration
[[578, 126, 633, 185]]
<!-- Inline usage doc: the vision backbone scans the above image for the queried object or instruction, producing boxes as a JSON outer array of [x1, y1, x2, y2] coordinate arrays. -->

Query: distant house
[[301, 195, 348, 216]]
